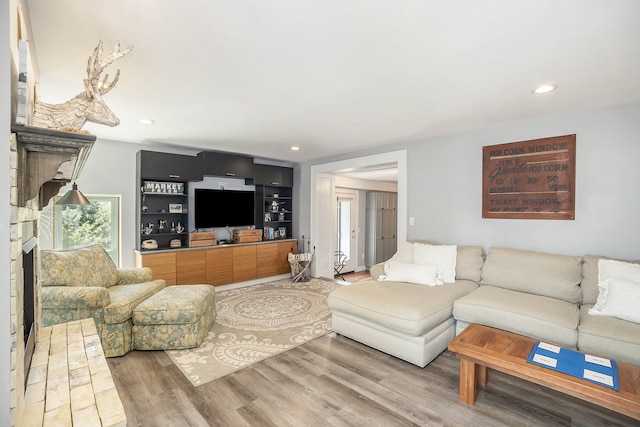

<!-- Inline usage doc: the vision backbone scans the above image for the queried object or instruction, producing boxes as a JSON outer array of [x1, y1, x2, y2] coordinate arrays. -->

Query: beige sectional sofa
[[328, 241, 640, 368], [328, 243, 485, 367]]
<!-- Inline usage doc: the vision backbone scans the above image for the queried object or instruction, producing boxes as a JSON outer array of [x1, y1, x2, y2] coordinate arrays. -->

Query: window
[[52, 195, 121, 266]]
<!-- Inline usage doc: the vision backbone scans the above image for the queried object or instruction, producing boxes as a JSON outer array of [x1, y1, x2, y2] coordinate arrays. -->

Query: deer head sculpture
[[33, 41, 133, 131]]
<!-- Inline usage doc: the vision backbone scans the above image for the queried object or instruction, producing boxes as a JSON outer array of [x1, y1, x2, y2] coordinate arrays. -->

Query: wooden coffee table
[[447, 324, 640, 420]]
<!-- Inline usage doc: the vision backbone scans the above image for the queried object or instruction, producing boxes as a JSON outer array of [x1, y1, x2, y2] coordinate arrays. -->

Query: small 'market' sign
[[142, 181, 184, 194], [482, 134, 576, 220]]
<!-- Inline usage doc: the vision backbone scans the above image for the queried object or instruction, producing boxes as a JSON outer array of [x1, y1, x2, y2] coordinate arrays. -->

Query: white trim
[[310, 150, 407, 278]]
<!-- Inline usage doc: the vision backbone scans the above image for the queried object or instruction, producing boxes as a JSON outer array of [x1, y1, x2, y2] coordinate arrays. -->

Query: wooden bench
[[22, 319, 126, 426]]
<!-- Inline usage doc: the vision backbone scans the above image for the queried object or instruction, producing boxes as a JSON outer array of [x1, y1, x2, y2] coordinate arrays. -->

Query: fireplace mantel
[[11, 124, 96, 209]]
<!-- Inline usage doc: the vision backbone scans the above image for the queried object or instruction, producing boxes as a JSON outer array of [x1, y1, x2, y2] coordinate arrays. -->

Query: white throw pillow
[[589, 279, 640, 324], [412, 243, 457, 283], [390, 241, 414, 263], [380, 260, 443, 286], [598, 259, 640, 283]]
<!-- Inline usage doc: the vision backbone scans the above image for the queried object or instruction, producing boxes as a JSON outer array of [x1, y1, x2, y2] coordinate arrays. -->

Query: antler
[[85, 40, 133, 97]]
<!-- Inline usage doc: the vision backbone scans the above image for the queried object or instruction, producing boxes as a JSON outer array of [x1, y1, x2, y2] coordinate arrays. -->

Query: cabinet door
[[137, 252, 177, 285], [176, 250, 207, 284], [256, 243, 279, 278], [198, 151, 254, 179], [277, 241, 297, 275], [233, 245, 257, 282], [253, 164, 293, 187], [138, 150, 203, 181], [206, 247, 234, 286]]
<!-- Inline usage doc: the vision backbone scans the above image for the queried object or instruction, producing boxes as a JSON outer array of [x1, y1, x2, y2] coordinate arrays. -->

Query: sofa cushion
[[103, 280, 166, 324], [582, 255, 640, 305], [413, 243, 457, 283], [452, 286, 579, 348], [133, 284, 215, 325], [328, 279, 478, 337], [381, 260, 443, 286], [481, 247, 582, 303], [455, 245, 485, 282], [578, 305, 640, 367], [387, 241, 485, 282], [590, 279, 640, 324], [40, 244, 118, 288]]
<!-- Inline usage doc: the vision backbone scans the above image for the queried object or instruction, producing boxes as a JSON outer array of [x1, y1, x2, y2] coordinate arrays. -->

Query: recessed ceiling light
[[532, 84, 558, 94], [138, 118, 155, 125], [290, 146, 300, 151]]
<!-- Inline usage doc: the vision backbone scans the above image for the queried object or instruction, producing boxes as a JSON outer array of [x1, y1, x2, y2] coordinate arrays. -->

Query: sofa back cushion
[[405, 240, 484, 282], [455, 245, 485, 282], [582, 255, 640, 305], [41, 244, 118, 288], [481, 247, 582, 303]]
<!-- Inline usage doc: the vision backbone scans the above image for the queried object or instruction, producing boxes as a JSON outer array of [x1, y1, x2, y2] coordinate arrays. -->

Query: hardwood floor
[[334, 270, 373, 283], [107, 332, 636, 426]]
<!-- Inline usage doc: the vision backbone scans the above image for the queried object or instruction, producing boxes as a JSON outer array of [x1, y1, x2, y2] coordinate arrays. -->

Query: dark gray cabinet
[[198, 151, 254, 179], [138, 150, 202, 182], [253, 164, 293, 187]]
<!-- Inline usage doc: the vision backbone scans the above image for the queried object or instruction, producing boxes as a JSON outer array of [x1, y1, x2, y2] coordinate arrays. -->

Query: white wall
[[1, 1, 12, 422], [300, 101, 640, 261]]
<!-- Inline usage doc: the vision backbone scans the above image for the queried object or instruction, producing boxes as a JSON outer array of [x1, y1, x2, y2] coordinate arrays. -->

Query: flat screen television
[[194, 189, 255, 228]]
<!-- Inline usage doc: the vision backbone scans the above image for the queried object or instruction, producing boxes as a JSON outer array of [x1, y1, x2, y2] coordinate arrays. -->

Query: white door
[[336, 194, 357, 273]]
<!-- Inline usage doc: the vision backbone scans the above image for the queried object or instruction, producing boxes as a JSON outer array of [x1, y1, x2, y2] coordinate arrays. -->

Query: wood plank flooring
[[107, 331, 637, 426]]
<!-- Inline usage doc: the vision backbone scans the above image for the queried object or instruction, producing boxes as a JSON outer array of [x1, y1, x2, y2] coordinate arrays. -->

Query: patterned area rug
[[166, 278, 340, 386]]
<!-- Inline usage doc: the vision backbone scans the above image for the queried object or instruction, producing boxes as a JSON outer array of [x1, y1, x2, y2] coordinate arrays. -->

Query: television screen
[[194, 189, 255, 228]]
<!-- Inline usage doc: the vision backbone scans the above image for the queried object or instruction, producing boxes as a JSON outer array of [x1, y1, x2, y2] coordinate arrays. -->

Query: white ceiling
[[26, 0, 640, 163]]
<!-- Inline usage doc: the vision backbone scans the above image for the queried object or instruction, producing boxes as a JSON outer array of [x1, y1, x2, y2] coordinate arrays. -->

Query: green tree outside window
[[53, 195, 120, 266]]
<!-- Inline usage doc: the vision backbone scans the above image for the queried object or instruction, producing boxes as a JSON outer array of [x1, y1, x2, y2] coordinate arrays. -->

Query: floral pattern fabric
[[133, 285, 216, 351], [40, 245, 168, 357], [40, 244, 118, 287], [103, 280, 166, 324]]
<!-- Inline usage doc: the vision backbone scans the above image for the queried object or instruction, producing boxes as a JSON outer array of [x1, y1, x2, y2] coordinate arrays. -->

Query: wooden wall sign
[[482, 134, 576, 220]]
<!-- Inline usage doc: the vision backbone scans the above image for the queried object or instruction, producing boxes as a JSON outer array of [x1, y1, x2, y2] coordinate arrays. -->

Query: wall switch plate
[[409, 217, 415, 226]]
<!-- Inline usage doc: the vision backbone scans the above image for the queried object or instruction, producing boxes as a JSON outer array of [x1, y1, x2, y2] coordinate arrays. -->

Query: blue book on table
[[526, 341, 620, 391]]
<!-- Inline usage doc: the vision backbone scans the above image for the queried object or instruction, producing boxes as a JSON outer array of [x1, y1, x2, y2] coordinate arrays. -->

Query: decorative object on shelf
[[176, 222, 185, 233], [273, 193, 279, 198], [143, 223, 154, 235], [158, 219, 167, 232], [271, 200, 279, 212], [141, 239, 158, 250], [278, 212, 285, 221], [279, 227, 287, 238], [142, 181, 184, 194], [169, 239, 182, 248], [233, 229, 263, 243], [169, 203, 182, 213], [141, 194, 148, 212], [189, 231, 217, 247], [33, 41, 133, 131], [265, 212, 271, 222]]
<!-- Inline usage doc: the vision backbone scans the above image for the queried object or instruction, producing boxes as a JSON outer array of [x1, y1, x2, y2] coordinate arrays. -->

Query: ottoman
[[132, 284, 216, 350]]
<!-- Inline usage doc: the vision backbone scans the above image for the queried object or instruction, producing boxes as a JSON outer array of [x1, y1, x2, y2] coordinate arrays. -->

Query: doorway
[[336, 192, 356, 274], [310, 150, 408, 278]]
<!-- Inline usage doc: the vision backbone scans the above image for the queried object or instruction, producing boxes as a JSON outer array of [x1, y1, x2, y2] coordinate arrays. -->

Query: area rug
[[166, 278, 340, 386]]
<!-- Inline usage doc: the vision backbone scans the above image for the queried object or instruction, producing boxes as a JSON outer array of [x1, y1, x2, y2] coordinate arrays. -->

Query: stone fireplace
[[9, 126, 95, 425]]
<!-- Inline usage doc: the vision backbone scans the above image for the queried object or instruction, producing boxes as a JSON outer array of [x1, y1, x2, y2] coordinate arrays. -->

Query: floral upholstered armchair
[[40, 244, 166, 357]]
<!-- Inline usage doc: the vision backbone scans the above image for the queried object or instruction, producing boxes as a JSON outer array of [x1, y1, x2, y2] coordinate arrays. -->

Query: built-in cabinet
[[365, 191, 398, 268], [198, 151, 254, 179], [255, 185, 293, 241], [138, 150, 203, 181], [135, 240, 297, 286], [136, 149, 295, 251], [252, 164, 293, 187]]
